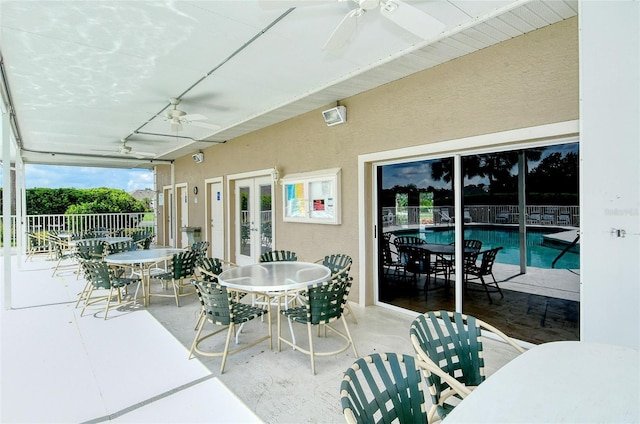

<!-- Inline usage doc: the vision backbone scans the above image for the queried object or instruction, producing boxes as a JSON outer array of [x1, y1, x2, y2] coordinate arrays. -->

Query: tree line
[[0, 187, 150, 215]]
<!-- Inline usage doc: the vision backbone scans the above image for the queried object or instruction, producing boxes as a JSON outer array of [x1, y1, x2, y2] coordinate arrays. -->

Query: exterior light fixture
[[322, 105, 347, 126]]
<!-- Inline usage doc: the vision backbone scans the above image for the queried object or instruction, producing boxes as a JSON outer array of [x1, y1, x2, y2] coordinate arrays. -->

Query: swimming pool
[[393, 227, 580, 269]]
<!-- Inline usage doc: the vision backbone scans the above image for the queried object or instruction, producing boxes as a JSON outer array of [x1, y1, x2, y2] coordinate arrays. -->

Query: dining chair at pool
[[464, 247, 504, 303], [340, 353, 430, 424], [410, 311, 525, 423], [382, 232, 414, 286], [189, 279, 272, 374], [277, 272, 358, 374]]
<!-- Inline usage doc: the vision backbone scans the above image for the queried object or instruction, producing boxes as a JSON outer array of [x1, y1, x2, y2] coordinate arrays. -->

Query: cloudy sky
[[2, 164, 154, 192]]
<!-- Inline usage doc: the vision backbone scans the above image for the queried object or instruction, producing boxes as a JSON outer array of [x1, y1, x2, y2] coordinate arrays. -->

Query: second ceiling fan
[[164, 97, 221, 132]]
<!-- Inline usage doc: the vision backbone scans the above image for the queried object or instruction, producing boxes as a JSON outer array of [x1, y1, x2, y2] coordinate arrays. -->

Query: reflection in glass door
[[376, 142, 580, 344], [236, 176, 273, 265]]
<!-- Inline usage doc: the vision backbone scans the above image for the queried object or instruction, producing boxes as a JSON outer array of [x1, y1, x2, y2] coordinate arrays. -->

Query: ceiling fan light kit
[[322, 105, 347, 126]]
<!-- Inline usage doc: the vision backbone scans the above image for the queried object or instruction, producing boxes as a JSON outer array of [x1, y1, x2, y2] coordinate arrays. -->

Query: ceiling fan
[[261, 0, 446, 50], [116, 139, 155, 158], [164, 97, 221, 132], [323, 0, 446, 50]]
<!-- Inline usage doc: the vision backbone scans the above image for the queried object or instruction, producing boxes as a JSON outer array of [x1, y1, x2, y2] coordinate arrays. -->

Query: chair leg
[[189, 313, 207, 359], [307, 322, 315, 375], [341, 315, 358, 357], [344, 302, 358, 324], [173, 278, 180, 307], [75, 280, 92, 308], [220, 323, 235, 374]]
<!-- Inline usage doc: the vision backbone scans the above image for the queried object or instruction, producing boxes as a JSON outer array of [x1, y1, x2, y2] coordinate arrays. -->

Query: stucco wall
[[156, 17, 579, 303]]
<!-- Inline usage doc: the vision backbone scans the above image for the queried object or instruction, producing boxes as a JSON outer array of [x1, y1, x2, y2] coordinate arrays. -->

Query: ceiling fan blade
[[181, 113, 208, 121], [171, 119, 183, 132], [380, 0, 445, 40], [259, 0, 335, 10], [323, 7, 361, 50], [188, 121, 221, 131]]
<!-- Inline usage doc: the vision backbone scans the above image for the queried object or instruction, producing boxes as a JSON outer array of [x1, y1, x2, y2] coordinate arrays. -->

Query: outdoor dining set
[[382, 233, 505, 303]]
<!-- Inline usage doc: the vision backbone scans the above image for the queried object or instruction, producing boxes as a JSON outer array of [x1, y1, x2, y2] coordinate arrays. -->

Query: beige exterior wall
[[156, 17, 578, 303]]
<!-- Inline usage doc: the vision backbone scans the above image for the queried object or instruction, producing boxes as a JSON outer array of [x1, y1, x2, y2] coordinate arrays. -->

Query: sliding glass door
[[376, 142, 579, 344]]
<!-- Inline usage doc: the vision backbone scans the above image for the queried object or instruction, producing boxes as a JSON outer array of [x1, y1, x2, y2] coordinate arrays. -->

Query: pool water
[[396, 227, 580, 270]]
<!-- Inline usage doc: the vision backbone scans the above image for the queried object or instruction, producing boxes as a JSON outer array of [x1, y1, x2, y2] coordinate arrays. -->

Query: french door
[[235, 176, 273, 265]]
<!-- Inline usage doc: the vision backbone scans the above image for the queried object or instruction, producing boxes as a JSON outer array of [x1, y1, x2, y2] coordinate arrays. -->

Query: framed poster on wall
[[282, 168, 341, 224]]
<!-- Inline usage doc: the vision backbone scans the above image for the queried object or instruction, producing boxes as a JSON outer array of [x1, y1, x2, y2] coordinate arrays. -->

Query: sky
[[1, 164, 154, 192]]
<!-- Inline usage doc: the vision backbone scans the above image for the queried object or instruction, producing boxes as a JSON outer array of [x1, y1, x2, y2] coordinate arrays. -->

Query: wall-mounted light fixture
[[322, 105, 347, 126], [192, 152, 204, 163]]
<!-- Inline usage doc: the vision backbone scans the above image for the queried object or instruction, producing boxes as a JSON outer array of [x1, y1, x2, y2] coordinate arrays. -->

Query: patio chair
[[195, 257, 242, 330], [340, 353, 429, 424], [315, 254, 357, 324], [463, 209, 472, 223], [259, 249, 298, 262], [106, 240, 138, 255], [527, 211, 541, 224], [49, 234, 76, 277], [400, 244, 448, 299], [464, 247, 504, 303], [80, 259, 141, 320], [409, 311, 525, 423], [558, 212, 571, 226], [135, 234, 154, 250], [381, 232, 414, 286], [190, 240, 210, 262], [75, 239, 108, 279], [149, 249, 198, 307], [25, 231, 49, 262], [439, 208, 452, 224], [495, 209, 510, 224], [393, 236, 425, 267], [257, 249, 299, 308], [189, 279, 272, 374], [277, 272, 358, 374]]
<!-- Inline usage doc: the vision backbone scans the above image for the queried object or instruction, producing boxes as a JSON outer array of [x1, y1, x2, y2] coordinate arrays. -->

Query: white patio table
[[443, 341, 639, 423], [218, 262, 331, 344], [105, 247, 184, 306]]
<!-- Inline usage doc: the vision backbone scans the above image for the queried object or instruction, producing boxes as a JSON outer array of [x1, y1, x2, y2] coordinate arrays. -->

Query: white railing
[[1, 212, 155, 250], [381, 205, 579, 227]]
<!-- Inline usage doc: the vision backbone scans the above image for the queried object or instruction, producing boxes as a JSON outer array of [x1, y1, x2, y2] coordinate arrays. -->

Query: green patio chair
[[106, 240, 138, 255], [340, 353, 429, 424], [409, 311, 525, 423], [49, 234, 76, 277], [80, 259, 141, 320], [259, 249, 298, 262], [195, 257, 242, 329], [277, 272, 358, 374], [149, 249, 198, 307], [464, 247, 503, 303], [25, 231, 49, 262], [190, 240, 210, 262], [315, 254, 358, 324], [189, 279, 272, 374]]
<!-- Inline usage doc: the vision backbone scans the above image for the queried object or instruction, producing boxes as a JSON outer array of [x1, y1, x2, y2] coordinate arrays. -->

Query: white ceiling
[[0, 0, 577, 169]]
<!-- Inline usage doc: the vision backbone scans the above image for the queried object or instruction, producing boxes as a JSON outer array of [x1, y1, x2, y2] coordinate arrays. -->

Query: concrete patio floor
[[1, 253, 523, 423]]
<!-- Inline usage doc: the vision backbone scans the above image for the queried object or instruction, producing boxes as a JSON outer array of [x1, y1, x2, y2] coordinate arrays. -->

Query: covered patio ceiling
[[0, 0, 577, 170]]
